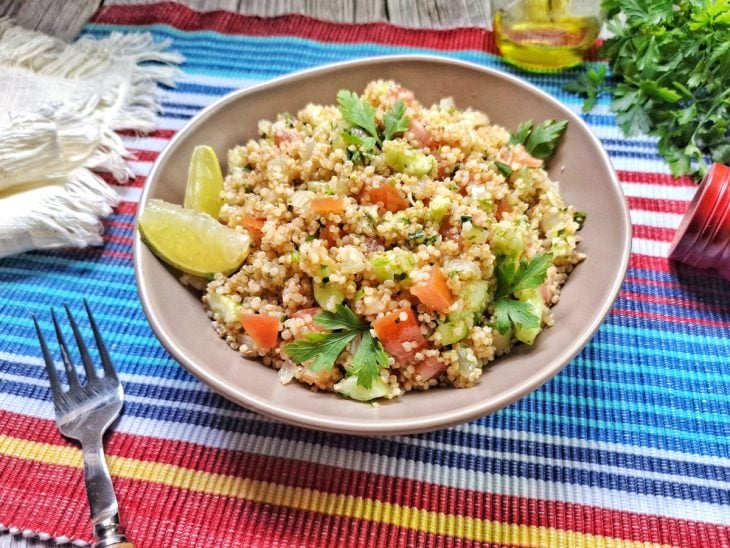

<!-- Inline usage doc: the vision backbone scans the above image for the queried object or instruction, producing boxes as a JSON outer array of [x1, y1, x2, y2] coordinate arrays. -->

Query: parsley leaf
[[284, 331, 357, 373], [284, 304, 388, 388], [509, 119, 568, 162], [494, 299, 541, 335], [383, 100, 410, 141], [562, 64, 607, 112], [337, 90, 380, 145], [337, 90, 411, 155], [565, 0, 730, 180], [314, 303, 366, 331], [348, 331, 389, 389], [493, 253, 553, 335]]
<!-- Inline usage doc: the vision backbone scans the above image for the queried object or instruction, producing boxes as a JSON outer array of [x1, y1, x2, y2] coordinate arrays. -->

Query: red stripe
[[0, 452, 516, 548], [620, 289, 730, 316], [613, 307, 730, 329], [1, 410, 728, 546], [119, 128, 176, 140], [129, 149, 159, 163], [625, 274, 730, 301], [92, 2, 500, 53], [632, 224, 675, 242], [617, 170, 697, 188], [627, 196, 690, 215]]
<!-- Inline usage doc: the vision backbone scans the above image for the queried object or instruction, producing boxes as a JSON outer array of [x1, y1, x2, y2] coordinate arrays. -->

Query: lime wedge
[[183, 145, 224, 217], [139, 199, 250, 277]]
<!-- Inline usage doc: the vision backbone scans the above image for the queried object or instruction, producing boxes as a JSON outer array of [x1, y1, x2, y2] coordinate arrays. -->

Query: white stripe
[[110, 185, 142, 203], [622, 183, 697, 201], [632, 238, 670, 257], [630, 210, 683, 229], [3, 389, 727, 526], [123, 136, 168, 152]]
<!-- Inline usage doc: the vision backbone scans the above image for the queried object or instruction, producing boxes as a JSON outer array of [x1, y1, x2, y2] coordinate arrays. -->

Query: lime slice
[[183, 145, 224, 217], [139, 199, 250, 277]]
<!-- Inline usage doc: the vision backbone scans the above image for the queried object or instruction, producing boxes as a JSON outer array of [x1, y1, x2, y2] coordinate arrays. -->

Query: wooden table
[[0, 0, 492, 41], [0, 2, 492, 545]]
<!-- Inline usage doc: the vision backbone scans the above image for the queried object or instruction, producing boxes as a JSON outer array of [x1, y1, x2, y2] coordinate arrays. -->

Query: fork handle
[[81, 438, 132, 548], [94, 514, 133, 548]]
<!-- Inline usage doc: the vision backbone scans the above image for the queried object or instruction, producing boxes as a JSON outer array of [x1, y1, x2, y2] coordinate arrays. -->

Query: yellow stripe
[[0, 435, 673, 548]]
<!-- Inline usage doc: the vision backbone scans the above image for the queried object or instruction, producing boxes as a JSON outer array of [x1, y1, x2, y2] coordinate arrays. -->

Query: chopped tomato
[[414, 356, 446, 381], [241, 215, 265, 243], [274, 130, 295, 146], [240, 314, 280, 351], [409, 119, 437, 149], [495, 197, 511, 220], [364, 185, 409, 213], [310, 196, 345, 214], [320, 221, 340, 247], [502, 144, 543, 168], [292, 307, 325, 333], [372, 306, 427, 363], [411, 265, 453, 314], [439, 221, 463, 247]]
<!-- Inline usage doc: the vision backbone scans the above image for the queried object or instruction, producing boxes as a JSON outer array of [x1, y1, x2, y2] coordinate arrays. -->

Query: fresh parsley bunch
[[565, 0, 730, 180]]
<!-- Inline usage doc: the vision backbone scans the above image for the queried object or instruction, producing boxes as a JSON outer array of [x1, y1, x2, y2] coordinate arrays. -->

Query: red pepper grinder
[[669, 163, 730, 281]]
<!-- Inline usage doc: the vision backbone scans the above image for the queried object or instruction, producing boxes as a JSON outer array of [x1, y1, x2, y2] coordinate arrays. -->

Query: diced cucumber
[[370, 248, 416, 282], [206, 291, 242, 324], [462, 280, 490, 313], [428, 195, 451, 223], [461, 223, 489, 244], [334, 375, 393, 401], [513, 289, 545, 345], [436, 317, 470, 345], [383, 140, 435, 177], [313, 281, 345, 311], [491, 323, 513, 355], [490, 219, 525, 259], [456, 345, 479, 378]]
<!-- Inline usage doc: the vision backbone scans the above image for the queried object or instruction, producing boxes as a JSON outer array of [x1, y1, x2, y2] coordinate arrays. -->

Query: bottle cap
[[669, 163, 730, 280]]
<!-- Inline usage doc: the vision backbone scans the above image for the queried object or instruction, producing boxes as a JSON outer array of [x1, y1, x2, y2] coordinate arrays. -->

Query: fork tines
[[33, 300, 117, 392]]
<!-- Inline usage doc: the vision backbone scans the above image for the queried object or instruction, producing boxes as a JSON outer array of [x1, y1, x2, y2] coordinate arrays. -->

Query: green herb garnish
[[564, 0, 730, 180], [509, 120, 568, 161], [337, 90, 410, 155], [493, 253, 553, 335], [494, 160, 513, 177], [562, 64, 608, 113], [284, 304, 388, 389]]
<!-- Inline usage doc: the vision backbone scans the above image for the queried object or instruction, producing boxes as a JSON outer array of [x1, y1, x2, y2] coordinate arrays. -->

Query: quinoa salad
[[202, 80, 585, 402]]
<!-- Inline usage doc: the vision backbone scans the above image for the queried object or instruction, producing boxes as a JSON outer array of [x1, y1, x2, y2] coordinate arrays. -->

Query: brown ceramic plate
[[134, 55, 631, 435]]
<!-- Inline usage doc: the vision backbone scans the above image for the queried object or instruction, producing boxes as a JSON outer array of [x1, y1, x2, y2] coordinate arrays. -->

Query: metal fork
[[33, 302, 133, 548]]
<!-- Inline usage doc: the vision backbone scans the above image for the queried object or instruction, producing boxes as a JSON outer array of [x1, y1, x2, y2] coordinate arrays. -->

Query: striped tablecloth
[[1, 3, 729, 546]]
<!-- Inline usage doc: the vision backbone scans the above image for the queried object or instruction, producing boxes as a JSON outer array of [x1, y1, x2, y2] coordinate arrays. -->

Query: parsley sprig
[[493, 253, 553, 335], [337, 90, 410, 157], [508, 120, 568, 162], [283, 304, 388, 389], [564, 0, 730, 180]]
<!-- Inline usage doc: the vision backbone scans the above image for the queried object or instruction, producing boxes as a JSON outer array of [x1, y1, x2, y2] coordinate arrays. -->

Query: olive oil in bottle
[[492, 0, 602, 71]]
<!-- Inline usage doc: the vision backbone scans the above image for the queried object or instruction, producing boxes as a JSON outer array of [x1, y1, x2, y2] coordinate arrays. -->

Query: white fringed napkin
[[0, 19, 182, 258]]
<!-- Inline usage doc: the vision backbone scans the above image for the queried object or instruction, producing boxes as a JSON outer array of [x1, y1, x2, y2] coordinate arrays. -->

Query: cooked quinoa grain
[[202, 81, 584, 402]]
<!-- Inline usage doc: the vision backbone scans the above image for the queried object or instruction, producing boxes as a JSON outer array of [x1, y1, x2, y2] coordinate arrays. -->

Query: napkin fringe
[[0, 168, 118, 255], [0, 19, 182, 259]]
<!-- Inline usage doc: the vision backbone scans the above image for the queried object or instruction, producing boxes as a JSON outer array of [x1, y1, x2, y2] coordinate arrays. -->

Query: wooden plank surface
[[0, 0, 491, 41]]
